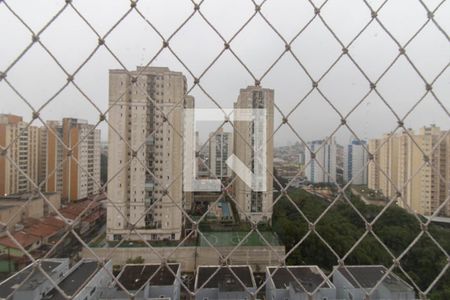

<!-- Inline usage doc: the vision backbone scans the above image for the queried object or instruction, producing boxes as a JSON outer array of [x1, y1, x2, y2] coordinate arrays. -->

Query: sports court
[[199, 231, 280, 247]]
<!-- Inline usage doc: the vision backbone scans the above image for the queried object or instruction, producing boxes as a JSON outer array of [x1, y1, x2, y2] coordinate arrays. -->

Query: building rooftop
[[195, 266, 255, 292], [24, 223, 62, 239], [0, 192, 57, 202], [336, 265, 413, 292], [0, 259, 66, 298], [59, 199, 101, 221], [45, 261, 99, 300], [117, 263, 180, 291], [41, 216, 66, 228], [199, 231, 280, 247], [267, 266, 332, 293], [0, 231, 40, 249]]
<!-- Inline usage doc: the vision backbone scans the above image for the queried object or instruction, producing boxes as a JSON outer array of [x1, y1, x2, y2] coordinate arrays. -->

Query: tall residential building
[[39, 119, 101, 202], [304, 138, 339, 184], [368, 125, 450, 216], [336, 143, 344, 184], [107, 66, 193, 241], [0, 114, 40, 195], [368, 139, 381, 191], [368, 133, 401, 199], [233, 86, 274, 223], [62, 118, 101, 201], [209, 128, 233, 179], [40, 121, 63, 194], [344, 140, 369, 185]]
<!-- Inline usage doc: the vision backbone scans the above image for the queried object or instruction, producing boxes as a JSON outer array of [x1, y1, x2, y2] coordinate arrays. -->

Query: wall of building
[[13, 259, 70, 300], [0, 206, 21, 230], [305, 138, 338, 184], [74, 260, 112, 300], [368, 126, 450, 216], [82, 245, 285, 272], [0, 115, 40, 195], [344, 141, 368, 185], [107, 67, 190, 242], [233, 86, 274, 224]]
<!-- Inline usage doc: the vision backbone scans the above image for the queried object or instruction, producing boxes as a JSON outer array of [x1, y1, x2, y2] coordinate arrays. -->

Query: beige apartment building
[[39, 118, 101, 202], [368, 133, 401, 199], [209, 128, 233, 179], [368, 125, 450, 216], [233, 86, 274, 224], [0, 114, 40, 195], [107, 66, 193, 242]]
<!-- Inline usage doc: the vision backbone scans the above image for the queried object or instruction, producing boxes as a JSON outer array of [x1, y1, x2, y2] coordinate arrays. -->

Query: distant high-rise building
[[304, 138, 339, 184], [40, 118, 101, 202], [40, 121, 63, 194], [107, 66, 193, 241], [209, 128, 233, 179], [233, 86, 274, 223], [336, 143, 344, 184], [0, 114, 40, 195], [368, 125, 450, 216], [344, 140, 368, 185]]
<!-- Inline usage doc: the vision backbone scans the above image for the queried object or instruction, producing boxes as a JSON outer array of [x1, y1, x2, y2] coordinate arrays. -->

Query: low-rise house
[[0, 205, 22, 230], [0, 231, 41, 257], [43, 259, 112, 300], [266, 266, 336, 300], [195, 265, 256, 300], [99, 263, 181, 300], [0, 258, 69, 299], [59, 198, 105, 240], [333, 265, 415, 300], [23, 221, 64, 246], [0, 192, 61, 230]]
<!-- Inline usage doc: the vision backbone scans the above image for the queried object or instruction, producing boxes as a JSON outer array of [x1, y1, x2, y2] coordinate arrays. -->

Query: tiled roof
[[0, 232, 40, 249]]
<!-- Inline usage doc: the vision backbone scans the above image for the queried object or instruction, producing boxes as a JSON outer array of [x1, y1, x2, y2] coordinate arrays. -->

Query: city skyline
[[1, 1, 448, 146], [0, 1, 449, 298]]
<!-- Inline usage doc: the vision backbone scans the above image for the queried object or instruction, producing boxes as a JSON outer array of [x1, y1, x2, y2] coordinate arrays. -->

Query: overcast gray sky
[[0, 0, 449, 146]]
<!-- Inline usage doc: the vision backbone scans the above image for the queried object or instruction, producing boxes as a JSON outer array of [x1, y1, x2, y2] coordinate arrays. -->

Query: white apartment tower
[[305, 138, 338, 184], [344, 140, 369, 185], [107, 67, 192, 241], [209, 128, 233, 179], [233, 86, 274, 224]]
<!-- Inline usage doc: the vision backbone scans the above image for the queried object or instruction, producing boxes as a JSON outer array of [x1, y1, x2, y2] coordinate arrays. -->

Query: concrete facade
[[0, 192, 61, 229], [344, 140, 368, 185], [0, 115, 101, 202], [59, 118, 101, 201], [39, 118, 100, 201], [0, 114, 40, 195], [305, 138, 338, 184], [209, 128, 233, 179], [368, 126, 450, 216], [233, 86, 274, 224], [107, 66, 193, 241], [82, 245, 285, 273]]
